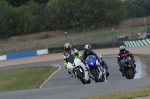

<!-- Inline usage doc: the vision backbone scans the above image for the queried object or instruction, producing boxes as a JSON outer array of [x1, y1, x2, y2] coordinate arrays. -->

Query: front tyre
[[91, 68, 99, 82], [75, 69, 87, 84], [125, 69, 134, 79]]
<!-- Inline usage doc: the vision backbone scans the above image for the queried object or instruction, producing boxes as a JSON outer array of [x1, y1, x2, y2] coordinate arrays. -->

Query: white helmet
[[84, 44, 91, 52], [64, 43, 72, 52], [119, 45, 125, 52]]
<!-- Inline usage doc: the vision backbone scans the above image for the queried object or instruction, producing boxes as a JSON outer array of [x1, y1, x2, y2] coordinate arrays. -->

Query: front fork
[[98, 66, 106, 81]]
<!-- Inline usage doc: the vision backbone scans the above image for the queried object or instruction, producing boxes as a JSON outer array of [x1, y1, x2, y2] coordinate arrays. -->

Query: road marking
[[39, 65, 61, 88]]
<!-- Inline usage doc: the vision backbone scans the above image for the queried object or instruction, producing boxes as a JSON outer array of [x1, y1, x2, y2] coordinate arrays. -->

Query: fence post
[[111, 28, 114, 42]]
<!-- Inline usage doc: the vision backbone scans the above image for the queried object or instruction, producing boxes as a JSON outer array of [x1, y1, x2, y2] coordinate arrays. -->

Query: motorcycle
[[121, 55, 136, 79], [86, 55, 107, 82], [66, 55, 91, 84]]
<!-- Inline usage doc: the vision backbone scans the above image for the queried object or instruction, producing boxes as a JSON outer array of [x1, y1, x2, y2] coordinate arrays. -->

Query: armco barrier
[[0, 42, 124, 61], [7, 51, 37, 60], [48, 41, 124, 54], [0, 49, 49, 61]]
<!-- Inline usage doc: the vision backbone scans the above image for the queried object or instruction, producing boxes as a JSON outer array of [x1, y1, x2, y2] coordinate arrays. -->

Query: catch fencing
[[0, 17, 150, 55]]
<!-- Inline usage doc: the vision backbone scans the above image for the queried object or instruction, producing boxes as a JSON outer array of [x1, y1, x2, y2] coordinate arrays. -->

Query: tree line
[[0, 0, 149, 39]]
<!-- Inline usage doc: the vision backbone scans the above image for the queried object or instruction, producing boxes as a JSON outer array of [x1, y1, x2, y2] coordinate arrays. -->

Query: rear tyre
[[76, 69, 87, 84]]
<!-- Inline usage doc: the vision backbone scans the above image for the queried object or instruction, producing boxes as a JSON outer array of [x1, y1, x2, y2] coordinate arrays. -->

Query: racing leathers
[[82, 50, 101, 64], [63, 48, 82, 75], [117, 50, 136, 76], [82, 50, 109, 78]]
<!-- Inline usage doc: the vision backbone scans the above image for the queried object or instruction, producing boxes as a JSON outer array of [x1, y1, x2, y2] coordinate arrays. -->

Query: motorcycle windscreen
[[122, 56, 133, 66], [86, 55, 97, 67], [67, 55, 75, 64]]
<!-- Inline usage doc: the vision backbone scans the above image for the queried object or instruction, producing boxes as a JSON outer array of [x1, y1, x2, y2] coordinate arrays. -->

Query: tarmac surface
[[0, 45, 150, 99]]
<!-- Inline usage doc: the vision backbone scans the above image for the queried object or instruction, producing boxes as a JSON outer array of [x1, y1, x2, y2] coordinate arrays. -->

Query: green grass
[[82, 87, 150, 99], [0, 66, 58, 92]]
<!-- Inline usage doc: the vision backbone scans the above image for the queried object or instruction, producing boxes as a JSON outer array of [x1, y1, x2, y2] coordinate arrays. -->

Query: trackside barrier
[[48, 42, 124, 54], [0, 49, 49, 61], [124, 39, 150, 47], [7, 51, 37, 60], [0, 42, 124, 61]]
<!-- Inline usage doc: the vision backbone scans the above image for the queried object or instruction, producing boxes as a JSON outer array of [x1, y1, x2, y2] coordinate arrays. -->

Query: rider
[[63, 43, 82, 75], [82, 44, 109, 78], [117, 45, 136, 76]]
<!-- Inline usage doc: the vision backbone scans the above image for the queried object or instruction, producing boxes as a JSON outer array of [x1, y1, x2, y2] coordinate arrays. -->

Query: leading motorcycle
[[66, 55, 91, 84]]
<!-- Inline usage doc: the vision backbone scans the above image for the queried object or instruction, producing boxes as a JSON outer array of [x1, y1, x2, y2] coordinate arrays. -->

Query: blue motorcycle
[[86, 55, 106, 82]]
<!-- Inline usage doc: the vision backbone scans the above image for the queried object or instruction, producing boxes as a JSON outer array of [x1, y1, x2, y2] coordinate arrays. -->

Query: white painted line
[[134, 58, 141, 79], [39, 65, 61, 88]]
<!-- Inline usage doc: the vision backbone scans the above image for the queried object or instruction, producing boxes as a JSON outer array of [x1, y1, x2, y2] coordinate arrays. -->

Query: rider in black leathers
[[117, 45, 136, 76], [82, 44, 109, 79]]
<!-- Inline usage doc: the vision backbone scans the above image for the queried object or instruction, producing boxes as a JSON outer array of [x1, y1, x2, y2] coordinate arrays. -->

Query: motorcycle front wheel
[[75, 69, 87, 84], [125, 69, 134, 79]]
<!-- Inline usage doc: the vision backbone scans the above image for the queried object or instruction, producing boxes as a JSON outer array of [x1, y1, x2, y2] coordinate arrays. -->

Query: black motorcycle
[[121, 56, 136, 79]]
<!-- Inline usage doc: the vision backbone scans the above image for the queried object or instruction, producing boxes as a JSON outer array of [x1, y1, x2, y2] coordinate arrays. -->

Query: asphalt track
[[0, 56, 150, 99]]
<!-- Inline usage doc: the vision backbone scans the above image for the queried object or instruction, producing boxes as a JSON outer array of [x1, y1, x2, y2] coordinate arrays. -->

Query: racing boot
[[119, 67, 124, 77], [102, 61, 109, 79], [68, 70, 74, 77]]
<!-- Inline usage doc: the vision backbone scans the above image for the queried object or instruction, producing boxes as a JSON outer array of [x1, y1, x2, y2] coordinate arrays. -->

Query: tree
[[16, 5, 36, 35], [46, 0, 126, 30], [123, 0, 150, 18], [6, 0, 49, 7], [0, 0, 17, 38]]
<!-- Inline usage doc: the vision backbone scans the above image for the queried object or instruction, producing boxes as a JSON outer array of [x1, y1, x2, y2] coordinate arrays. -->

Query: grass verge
[[82, 87, 150, 99], [0, 66, 58, 92]]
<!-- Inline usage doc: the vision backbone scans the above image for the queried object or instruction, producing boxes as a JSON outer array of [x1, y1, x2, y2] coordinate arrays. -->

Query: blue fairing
[[121, 56, 134, 66], [86, 55, 97, 67]]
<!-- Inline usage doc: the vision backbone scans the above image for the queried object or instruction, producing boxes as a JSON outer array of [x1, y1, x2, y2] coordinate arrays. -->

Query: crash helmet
[[119, 45, 125, 52], [64, 43, 72, 52], [84, 44, 91, 53]]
